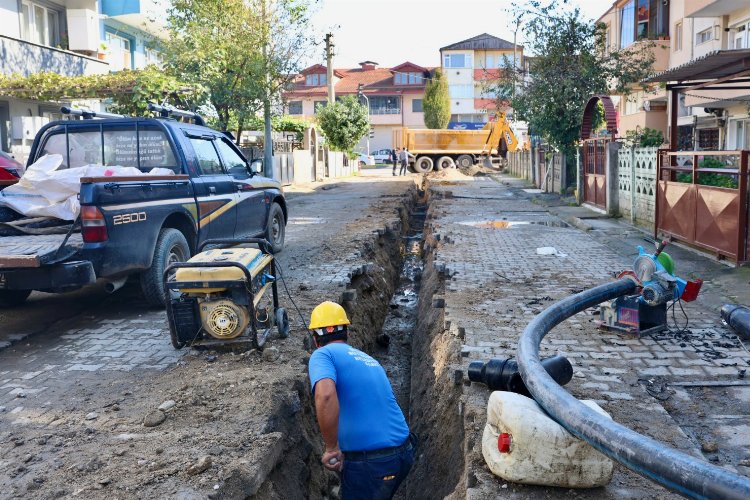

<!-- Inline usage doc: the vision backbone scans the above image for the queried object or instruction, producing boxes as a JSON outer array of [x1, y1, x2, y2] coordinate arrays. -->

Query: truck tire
[[436, 156, 455, 171], [413, 156, 433, 173], [265, 202, 286, 254], [140, 228, 190, 308], [0, 289, 31, 307], [456, 155, 474, 168]]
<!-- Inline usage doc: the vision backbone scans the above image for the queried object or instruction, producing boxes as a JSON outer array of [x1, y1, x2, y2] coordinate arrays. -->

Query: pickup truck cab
[[0, 112, 287, 307]]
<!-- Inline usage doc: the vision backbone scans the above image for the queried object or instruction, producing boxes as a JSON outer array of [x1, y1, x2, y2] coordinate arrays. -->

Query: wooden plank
[[0, 255, 40, 268], [80, 175, 189, 183], [0, 179, 18, 186]]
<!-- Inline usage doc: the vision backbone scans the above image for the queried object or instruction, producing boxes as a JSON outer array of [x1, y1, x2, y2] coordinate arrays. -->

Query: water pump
[[599, 240, 702, 336]]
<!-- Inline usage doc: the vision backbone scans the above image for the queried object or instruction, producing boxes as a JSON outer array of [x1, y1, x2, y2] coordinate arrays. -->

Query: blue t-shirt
[[309, 342, 409, 452]]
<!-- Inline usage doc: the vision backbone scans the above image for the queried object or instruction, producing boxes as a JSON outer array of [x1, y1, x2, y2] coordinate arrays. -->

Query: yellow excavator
[[393, 112, 521, 173]]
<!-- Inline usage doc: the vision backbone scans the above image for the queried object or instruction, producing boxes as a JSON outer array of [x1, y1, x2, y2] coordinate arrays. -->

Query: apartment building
[[439, 33, 522, 129], [596, 0, 672, 141], [0, 0, 165, 162], [283, 61, 432, 152], [670, 1, 750, 150]]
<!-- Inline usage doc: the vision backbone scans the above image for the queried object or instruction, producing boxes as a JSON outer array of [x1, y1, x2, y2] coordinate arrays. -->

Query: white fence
[[617, 146, 658, 229]]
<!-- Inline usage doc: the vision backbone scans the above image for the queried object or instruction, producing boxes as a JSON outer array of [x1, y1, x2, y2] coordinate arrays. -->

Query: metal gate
[[583, 138, 608, 208]]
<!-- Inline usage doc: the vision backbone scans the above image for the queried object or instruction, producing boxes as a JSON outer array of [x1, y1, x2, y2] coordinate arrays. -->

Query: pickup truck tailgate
[[0, 234, 84, 268]]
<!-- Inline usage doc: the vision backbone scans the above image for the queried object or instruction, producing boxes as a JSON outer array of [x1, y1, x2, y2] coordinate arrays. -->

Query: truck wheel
[[276, 307, 290, 338], [456, 155, 474, 168], [0, 290, 31, 307], [265, 202, 286, 254], [436, 156, 455, 171], [140, 228, 190, 308], [413, 156, 433, 173]]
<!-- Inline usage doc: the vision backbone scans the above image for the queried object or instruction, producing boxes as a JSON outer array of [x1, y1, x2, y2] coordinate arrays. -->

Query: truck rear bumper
[[0, 261, 96, 292]]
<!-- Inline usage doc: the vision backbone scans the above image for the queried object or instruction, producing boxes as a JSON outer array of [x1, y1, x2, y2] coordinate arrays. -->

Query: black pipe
[[468, 355, 572, 396], [721, 304, 750, 340], [517, 278, 750, 499]]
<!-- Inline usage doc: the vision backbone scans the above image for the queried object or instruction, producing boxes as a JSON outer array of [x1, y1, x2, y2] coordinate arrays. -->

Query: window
[[215, 138, 248, 177], [730, 119, 749, 150], [305, 73, 327, 86], [697, 128, 719, 150], [39, 127, 177, 171], [732, 21, 749, 49], [412, 99, 423, 113], [449, 85, 473, 99], [696, 28, 714, 45], [395, 72, 424, 85], [20, 1, 60, 47], [106, 32, 133, 71], [145, 48, 162, 67], [314, 101, 327, 114], [443, 53, 470, 68], [190, 138, 224, 175], [620, 1, 635, 48], [675, 22, 682, 51], [287, 101, 303, 115], [369, 96, 400, 115]]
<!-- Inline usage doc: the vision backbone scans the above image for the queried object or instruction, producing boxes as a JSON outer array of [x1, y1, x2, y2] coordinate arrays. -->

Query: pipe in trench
[[516, 278, 750, 500]]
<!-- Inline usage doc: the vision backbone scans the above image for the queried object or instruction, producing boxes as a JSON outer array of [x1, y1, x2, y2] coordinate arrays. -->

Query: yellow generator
[[163, 238, 289, 349]]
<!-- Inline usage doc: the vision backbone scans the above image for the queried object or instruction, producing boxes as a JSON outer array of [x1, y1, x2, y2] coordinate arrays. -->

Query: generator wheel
[[141, 228, 190, 308], [456, 155, 474, 168], [413, 156, 433, 173], [276, 307, 290, 338]]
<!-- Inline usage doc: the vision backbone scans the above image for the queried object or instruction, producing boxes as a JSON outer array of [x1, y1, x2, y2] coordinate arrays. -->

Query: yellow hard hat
[[309, 301, 350, 330]]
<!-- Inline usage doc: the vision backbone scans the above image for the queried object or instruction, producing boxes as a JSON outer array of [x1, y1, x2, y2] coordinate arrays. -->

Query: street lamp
[[357, 83, 371, 155]]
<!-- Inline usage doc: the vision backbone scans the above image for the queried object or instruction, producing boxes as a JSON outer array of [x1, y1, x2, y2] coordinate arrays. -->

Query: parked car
[[358, 153, 375, 166], [372, 149, 393, 164], [0, 151, 24, 179], [0, 108, 288, 307]]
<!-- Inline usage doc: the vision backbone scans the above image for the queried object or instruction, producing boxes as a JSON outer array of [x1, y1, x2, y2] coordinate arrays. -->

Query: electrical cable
[[273, 257, 308, 330]]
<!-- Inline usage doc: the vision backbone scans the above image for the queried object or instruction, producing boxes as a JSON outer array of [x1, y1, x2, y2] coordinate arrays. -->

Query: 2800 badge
[[113, 212, 147, 225]]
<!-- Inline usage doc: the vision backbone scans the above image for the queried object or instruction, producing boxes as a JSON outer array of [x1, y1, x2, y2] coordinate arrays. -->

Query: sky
[[307, 0, 609, 69]]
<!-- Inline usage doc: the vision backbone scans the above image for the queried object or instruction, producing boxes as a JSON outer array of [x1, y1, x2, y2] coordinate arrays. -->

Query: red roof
[[284, 62, 435, 98]]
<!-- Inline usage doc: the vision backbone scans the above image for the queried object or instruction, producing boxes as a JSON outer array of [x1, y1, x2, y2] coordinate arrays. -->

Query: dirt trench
[[256, 180, 465, 499]]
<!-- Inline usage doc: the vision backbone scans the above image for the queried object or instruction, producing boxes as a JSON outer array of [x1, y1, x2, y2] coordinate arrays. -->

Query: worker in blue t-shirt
[[307, 301, 415, 500]]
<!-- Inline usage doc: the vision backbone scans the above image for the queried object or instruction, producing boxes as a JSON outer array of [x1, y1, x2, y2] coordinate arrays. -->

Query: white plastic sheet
[[0, 154, 174, 221]]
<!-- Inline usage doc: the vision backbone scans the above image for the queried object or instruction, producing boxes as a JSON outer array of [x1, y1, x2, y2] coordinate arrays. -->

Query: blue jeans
[[341, 440, 415, 500]]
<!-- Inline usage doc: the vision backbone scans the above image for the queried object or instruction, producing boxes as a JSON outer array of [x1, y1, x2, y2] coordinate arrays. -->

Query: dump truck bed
[[0, 233, 84, 268]]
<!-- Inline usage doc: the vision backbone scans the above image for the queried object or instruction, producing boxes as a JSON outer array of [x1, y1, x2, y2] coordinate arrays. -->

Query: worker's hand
[[322, 447, 343, 472]]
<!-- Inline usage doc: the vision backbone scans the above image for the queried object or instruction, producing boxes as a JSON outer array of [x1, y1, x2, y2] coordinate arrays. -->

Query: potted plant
[[97, 42, 108, 61]]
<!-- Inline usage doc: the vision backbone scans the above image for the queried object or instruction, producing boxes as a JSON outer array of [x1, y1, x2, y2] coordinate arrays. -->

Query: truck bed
[[0, 233, 83, 268]]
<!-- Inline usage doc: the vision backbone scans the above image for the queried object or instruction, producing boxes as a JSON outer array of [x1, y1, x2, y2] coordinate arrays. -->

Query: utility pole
[[262, 0, 274, 179], [325, 33, 335, 103]]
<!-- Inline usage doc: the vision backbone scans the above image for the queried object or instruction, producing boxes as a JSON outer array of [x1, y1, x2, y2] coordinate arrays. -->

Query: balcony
[[473, 69, 506, 80], [101, 0, 167, 36], [624, 39, 671, 73], [685, 0, 749, 18], [0, 34, 109, 78]]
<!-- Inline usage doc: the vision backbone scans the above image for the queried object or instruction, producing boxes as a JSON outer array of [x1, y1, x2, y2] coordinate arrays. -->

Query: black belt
[[344, 434, 415, 462]]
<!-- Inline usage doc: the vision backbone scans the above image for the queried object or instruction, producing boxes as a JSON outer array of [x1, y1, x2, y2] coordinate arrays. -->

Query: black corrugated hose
[[517, 278, 750, 499]]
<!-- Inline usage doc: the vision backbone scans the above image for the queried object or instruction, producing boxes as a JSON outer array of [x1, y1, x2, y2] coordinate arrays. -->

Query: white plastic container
[[482, 391, 614, 488]]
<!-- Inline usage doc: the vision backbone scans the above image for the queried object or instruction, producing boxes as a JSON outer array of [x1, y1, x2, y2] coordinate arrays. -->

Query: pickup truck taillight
[[81, 206, 108, 242]]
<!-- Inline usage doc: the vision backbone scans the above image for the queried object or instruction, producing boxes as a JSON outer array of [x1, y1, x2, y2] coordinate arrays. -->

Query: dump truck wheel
[[436, 156, 455, 171], [0, 290, 31, 307], [456, 155, 473, 168], [413, 156, 433, 173]]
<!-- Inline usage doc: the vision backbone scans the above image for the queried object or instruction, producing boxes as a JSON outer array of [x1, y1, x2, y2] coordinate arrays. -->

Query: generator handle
[[163, 261, 254, 288], [198, 238, 273, 254]]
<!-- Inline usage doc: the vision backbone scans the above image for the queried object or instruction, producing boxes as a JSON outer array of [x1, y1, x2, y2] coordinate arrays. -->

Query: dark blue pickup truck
[[0, 111, 287, 307]]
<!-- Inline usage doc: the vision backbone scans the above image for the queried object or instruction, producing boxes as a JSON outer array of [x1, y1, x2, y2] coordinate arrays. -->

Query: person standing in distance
[[307, 301, 415, 500], [391, 148, 399, 176]]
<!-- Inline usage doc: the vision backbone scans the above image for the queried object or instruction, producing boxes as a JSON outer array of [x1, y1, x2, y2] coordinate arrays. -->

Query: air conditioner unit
[[642, 100, 651, 112], [66, 9, 100, 53]]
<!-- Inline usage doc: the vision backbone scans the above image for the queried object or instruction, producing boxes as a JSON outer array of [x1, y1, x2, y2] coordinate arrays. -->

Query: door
[[582, 138, 607, 209], [215, 137, 266, 237], [187, 135, 239, 240]]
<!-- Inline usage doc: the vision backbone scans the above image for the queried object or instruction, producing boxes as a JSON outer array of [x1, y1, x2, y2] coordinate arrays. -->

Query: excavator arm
[[482, 112, 520, 158]]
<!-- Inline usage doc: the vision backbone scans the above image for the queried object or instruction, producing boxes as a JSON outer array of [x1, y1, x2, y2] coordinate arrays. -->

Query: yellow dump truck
[[392, 112, 520, 173]]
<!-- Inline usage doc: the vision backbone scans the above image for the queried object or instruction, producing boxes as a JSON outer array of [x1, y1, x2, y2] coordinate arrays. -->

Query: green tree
[[316, 96, 370, 155], [423, 69, 451, 129], [501, 1, 655, 157]]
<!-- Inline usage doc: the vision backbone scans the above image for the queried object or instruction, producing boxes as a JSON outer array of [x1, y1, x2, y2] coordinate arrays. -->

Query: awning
[[644, 49, 750, 83]]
